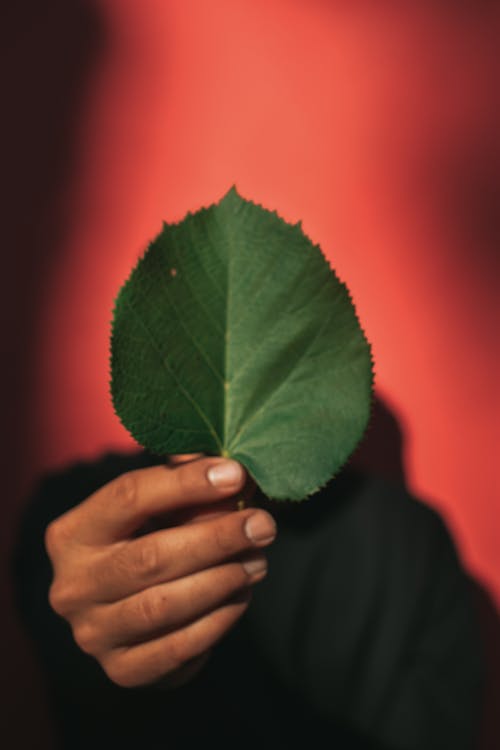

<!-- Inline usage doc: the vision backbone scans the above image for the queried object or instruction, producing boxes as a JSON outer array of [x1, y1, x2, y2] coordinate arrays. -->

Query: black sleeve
[[246, 473, 486, 750], [11, 455, 485, 750]]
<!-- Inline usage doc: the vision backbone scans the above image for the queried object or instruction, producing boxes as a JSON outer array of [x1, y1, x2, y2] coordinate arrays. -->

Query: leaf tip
[[222, 184, 243, 203]]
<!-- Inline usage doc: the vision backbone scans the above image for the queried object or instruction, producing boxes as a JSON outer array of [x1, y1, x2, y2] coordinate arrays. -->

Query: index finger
[[55, 457, 247, 546]]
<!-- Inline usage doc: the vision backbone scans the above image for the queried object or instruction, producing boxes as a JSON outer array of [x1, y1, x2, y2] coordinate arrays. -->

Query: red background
[[2, 1, 498, 746]]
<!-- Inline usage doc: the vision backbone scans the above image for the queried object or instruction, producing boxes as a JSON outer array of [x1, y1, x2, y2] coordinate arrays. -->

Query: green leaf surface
[[110, 188, 374, 500]]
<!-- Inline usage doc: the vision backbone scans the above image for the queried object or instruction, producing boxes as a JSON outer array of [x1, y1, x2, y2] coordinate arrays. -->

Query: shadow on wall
[[349, 397, 406, 488], [0, 2, 106, 748]]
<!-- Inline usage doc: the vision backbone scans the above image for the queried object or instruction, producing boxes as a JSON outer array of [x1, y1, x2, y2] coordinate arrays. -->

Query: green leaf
[[110, 187, 374, 500]]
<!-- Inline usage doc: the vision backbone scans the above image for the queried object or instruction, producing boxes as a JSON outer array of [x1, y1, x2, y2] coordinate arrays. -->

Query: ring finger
[[88, 555, 267, 650]]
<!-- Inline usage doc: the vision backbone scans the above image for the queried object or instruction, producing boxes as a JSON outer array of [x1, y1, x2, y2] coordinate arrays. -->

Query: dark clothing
[[12, 451, 484, 749]]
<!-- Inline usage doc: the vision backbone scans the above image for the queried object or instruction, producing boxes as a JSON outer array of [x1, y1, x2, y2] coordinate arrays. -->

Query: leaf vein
[[228, 311, 334, 449]]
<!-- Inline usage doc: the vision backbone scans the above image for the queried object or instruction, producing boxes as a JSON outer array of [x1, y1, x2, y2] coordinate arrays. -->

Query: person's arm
[[247, 473, 485, 750], [12, 456, 485, 749]]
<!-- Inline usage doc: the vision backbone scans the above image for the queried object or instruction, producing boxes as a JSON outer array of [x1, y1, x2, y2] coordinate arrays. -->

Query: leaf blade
[[110, 188, 374, 500]]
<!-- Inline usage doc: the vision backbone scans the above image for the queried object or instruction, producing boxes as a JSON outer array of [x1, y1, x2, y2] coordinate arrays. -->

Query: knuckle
[[72, 621, 100, 656], [47, 581, 64, 614], [109, 472, 138, 512], [135, 590, 166, 630], [44, 519, 67, 558], [48, 580, 78, 616], [133, 538, 162, 580]]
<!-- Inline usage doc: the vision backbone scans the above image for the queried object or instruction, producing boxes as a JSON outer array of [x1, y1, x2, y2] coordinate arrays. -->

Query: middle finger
[[89, 556, 268, 649]]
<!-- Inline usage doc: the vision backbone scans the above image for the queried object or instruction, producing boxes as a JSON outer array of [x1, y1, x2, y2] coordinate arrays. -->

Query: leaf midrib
[[220, 206, 234, 454]]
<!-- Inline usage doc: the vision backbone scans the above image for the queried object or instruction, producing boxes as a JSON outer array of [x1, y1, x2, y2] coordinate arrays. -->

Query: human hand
[[44, 455, 276, 688]]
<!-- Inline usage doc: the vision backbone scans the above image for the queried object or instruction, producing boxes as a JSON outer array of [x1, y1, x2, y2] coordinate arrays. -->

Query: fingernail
[[242, 555, 268, 578], [207, 460, 245, 488], [244, 512, 277, 545]]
